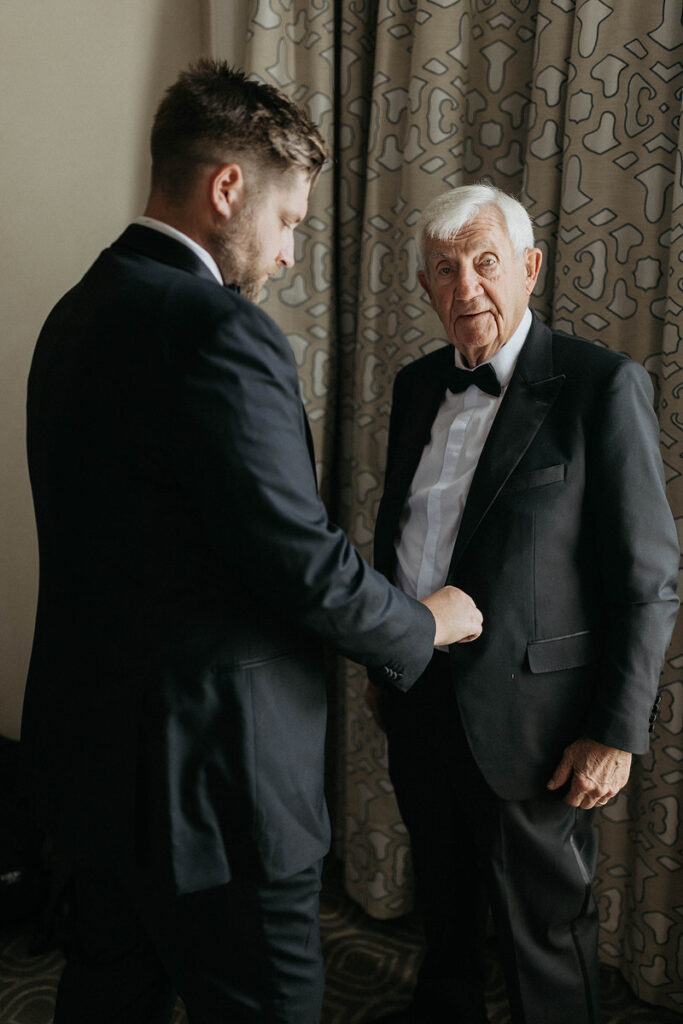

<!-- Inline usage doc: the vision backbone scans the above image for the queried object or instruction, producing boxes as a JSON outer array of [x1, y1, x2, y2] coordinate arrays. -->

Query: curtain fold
[[239, 2, 338, 495], [210, 0, 682, 1012]]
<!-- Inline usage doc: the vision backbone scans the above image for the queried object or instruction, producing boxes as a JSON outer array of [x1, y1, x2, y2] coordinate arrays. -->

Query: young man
[[23, 63, 481, 1023]]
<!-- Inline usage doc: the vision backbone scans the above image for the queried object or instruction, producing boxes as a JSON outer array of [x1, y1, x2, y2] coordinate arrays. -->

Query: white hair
[[416, 184, 535, 268]]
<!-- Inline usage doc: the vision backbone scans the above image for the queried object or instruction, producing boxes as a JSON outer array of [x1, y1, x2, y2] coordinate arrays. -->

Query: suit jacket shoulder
[[547, 322, 633, 375]]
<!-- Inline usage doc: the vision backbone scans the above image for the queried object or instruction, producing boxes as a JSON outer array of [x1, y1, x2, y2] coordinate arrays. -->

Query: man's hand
[[547, 738, 632, 809], [420, 586, 483, 646]]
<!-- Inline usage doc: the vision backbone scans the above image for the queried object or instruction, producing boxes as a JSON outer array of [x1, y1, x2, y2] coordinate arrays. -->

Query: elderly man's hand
[[546, 738, 632, 809]]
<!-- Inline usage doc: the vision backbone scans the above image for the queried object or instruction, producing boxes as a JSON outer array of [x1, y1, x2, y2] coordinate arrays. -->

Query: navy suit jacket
[[375, 314, 679, 799], [23, 225, 435, 894]]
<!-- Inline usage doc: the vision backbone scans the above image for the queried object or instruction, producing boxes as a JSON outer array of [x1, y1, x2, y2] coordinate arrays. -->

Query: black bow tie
[[447, 362, 501, 397]]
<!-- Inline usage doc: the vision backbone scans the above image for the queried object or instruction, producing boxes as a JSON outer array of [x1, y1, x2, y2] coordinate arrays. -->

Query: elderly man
[[368, 184, 679, 1024], [23, 64, 482, 1024]]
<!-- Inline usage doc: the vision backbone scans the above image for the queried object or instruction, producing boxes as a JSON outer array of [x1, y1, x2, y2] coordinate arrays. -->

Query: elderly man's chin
[[452, 319, 501, 364]]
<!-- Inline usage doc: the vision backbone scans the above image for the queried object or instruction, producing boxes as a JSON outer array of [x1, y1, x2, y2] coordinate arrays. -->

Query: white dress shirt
[[134, 216, 223, 284], [395, 308, 532, 602]]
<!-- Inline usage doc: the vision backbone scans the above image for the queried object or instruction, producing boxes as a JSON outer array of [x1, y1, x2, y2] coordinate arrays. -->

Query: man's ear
[[524, 248, 542, 294], [210, 163, 246, 220], [418, 269, 433, 304]]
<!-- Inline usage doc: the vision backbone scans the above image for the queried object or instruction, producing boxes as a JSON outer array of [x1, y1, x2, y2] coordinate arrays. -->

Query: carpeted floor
[[318, 860, 681, 1023], [0, 858, 679, 1023]]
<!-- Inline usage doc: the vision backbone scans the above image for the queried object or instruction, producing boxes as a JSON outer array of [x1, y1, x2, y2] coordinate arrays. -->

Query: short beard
[[209, 203, 266, 303]]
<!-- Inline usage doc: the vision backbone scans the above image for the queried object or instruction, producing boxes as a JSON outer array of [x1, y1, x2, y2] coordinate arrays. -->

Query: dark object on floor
[[364, 1012, 412, 1024], [365, 1010, 488, 1023], [0, 735, 43, 931]]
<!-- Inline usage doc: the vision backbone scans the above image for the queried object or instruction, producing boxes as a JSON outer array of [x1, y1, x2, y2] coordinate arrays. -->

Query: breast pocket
[[501, 463, 566, 494]]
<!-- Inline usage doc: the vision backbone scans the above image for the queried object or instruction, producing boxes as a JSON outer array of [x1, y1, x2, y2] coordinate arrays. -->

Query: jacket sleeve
[[166, 291, 435, 690], [584, 358, 679, 751]]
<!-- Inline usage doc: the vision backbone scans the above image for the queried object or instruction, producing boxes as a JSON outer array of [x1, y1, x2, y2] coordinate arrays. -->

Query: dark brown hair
[[150, 60, 327, 201]]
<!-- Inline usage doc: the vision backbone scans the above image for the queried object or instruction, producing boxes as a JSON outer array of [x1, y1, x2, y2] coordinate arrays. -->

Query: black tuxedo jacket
[[375, 314, 679, 799], [23, 225, 435, 894]]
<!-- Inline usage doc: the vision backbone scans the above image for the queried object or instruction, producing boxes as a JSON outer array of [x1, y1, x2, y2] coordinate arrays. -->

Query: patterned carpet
[[0, 858, 679, 1023], [318, 860, 681, 1023]]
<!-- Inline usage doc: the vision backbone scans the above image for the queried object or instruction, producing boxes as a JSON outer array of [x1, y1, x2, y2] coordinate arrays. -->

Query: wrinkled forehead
[[424, 207, 513, 260]]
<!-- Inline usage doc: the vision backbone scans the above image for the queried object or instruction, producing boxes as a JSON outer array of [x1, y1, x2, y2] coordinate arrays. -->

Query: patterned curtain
[[213, 0, 682, 1013]]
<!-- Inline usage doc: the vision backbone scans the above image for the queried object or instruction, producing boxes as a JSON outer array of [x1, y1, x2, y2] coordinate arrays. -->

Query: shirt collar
[[454, 307, 532, 388], [133, 216, 223, 284]]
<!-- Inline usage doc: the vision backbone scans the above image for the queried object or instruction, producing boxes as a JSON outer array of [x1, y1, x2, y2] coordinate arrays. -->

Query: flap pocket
[[527, 630, 597, 674], [502, 463, 566, 494]]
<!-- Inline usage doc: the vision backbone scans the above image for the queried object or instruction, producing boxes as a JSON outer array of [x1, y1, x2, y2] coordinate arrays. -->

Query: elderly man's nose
[[453, 265, 480, 298]]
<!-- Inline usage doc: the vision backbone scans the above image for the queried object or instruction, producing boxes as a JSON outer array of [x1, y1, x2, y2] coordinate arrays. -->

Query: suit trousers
[[52, 856, 324, 1024], [384, 652, 600, 1024]]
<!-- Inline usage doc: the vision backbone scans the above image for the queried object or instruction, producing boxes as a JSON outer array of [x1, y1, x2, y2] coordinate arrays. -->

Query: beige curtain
[[217, 0, 682, 1012]]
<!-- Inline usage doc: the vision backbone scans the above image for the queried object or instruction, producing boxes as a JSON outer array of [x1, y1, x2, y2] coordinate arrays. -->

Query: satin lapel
[[375, 347, 452, 575], [387, 349, 452, 502], [448, 317, 565, 575], [303, 410, 318, 485]]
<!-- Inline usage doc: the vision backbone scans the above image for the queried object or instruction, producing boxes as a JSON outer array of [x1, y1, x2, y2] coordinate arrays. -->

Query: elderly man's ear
[[524, 248, 542, 292]]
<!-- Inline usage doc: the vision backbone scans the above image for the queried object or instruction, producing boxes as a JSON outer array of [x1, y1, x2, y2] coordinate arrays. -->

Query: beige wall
[[0, 1, 212, 738]]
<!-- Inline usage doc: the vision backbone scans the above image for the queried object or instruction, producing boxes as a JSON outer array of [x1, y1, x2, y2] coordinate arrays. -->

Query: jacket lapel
[[375, 346, 452, 577], [447, 316, 565, 575], [387, 357, 450, 501]]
